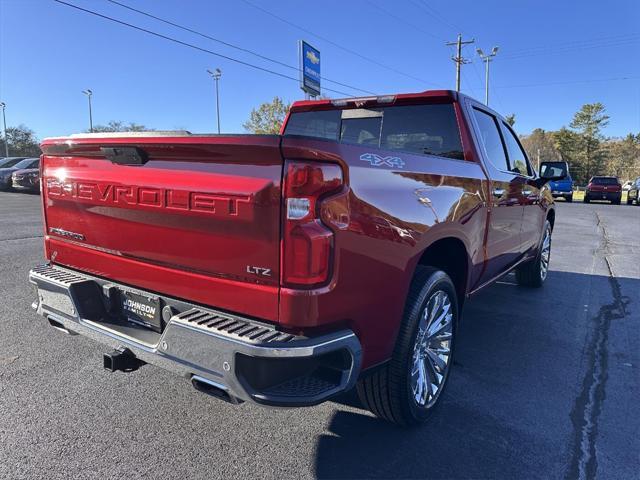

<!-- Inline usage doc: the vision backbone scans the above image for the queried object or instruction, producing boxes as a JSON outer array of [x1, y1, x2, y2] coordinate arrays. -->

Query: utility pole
[[0, 102, 8, 157], [82, 89, 93, 132], [207, 68, 222, 134], [445, 34, 474, 92], [476, 46, 499, 105]]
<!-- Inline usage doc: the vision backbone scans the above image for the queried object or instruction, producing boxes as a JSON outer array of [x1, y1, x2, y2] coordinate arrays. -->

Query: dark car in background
[[584, 176, 622, 204], [0, 157, 38, 190], [627, 177, 640, 205], [12, 167, 41, 193], [545, 162, 574, 202]]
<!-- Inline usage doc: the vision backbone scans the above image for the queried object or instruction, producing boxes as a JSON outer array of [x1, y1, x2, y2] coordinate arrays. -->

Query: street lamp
[[476, 46, 499, 106], [0, 102, 8, 157], [82, 89, 93, 132], [207, 68, 222, 134]]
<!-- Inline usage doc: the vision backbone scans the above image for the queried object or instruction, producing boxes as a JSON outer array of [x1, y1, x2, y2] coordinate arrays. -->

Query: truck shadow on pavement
[[314, 270, 639, 479]]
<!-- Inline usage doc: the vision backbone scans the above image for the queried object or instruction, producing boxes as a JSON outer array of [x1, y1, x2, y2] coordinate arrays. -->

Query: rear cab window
[[591, 177, 619, 185], [283, 103, 464, 160]]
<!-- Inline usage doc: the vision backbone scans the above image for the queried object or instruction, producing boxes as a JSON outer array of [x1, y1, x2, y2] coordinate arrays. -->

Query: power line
[[241, 0, 442, 87], [52, 0, 356, 97], [414, 0, 463, 32], [460, 70, 478, 99], [365, 1, 443, 41], [494, 75, 640, 89], [502, 35, 640, 60], [105, 0, 376, 95], [504, 33, 639, 56]]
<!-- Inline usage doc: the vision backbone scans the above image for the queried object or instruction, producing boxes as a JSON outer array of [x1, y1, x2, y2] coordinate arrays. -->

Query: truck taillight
[[282, 161, 343, 287]]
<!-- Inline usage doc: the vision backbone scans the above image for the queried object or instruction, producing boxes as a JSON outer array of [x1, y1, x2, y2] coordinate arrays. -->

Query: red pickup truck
[[30, 90, 565, 425]]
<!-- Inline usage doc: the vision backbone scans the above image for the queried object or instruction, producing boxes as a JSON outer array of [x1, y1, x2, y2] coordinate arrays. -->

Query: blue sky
[[1, 0, 639, 139]]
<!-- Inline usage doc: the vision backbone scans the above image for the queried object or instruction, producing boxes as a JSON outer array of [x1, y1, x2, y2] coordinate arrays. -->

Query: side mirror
[[535, 161, 568, 188]]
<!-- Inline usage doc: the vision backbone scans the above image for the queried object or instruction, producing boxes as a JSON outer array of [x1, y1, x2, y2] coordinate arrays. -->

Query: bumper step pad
[[173, 308, 299, 345]]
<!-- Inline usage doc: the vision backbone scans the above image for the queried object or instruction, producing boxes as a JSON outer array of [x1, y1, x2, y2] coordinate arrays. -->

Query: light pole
[[476, 47, 499, 106], [0, 102, 8, 157], [207, 68, 222, 134], [82, 89, 93, 132]]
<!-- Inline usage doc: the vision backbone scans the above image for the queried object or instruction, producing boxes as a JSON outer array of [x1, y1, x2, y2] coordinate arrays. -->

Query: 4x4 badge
[[360, 153, 405, 169]]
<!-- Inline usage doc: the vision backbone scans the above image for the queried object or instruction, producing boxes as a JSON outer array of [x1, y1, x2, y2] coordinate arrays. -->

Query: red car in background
[[583, 176, 622, 204]]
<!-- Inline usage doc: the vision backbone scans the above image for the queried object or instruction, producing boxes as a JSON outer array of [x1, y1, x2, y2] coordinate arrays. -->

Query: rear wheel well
[[416, 237, 469, 308]]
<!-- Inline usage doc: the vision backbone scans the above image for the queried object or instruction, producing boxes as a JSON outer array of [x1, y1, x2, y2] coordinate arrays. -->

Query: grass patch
[[556, 191, 629, 203]]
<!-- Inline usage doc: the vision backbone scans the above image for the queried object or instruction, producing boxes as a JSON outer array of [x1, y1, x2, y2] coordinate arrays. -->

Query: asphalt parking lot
[[0, 192, 638, 480]]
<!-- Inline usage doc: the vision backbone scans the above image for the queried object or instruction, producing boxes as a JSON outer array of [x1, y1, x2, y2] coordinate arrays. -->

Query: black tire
[[356, 266, 458, 426], [566, 194, 573, 203], [613, 198, 621, 205], [516, 220, 552, 288], [583, 195, 590, 203], [627, 196, 633, 205]]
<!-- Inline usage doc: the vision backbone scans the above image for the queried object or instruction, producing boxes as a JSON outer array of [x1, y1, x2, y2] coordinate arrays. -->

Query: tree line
[[0, 121, 150, 158], [519, 103, 640, 184]]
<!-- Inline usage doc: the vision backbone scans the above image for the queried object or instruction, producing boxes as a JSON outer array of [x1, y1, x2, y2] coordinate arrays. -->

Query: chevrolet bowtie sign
[[299, 40, 321, 97]]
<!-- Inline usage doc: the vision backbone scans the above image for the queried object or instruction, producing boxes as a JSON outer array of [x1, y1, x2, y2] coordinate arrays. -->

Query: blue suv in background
[[546, 163, 574, 202]]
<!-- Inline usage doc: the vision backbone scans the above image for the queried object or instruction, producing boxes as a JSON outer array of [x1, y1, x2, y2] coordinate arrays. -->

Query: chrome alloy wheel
[[540, 225, 551, 281], [410, 290, 453, 408]]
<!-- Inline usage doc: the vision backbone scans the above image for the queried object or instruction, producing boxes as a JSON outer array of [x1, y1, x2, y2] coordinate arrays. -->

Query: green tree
[[243, 97, 290, 134], [569, 103, 609, 182], [520, 128, 561, 168], [89, 121, 150, 133], [553, 127, 584, 182], [605, 133, 640, 180], [0, 124, 41, 157], [505, 114, 516, 127]]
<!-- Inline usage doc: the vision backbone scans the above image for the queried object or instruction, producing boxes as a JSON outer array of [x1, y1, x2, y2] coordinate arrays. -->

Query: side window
[[501, 123, 532, 176], [472, 108, 509, 171]]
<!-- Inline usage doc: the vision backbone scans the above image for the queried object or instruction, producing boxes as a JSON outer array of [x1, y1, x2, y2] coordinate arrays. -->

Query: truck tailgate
[[40, 134, 283, 321]]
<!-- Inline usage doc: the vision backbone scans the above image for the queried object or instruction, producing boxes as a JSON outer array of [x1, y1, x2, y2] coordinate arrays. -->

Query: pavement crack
[[0, 355, 20, 366], [565, 212, 630, 480], [0, 235, 43, 242]]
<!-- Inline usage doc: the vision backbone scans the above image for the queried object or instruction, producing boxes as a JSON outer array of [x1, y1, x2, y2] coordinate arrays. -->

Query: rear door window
[[500, 122, 532, 176], [471, 108, 509, 172]]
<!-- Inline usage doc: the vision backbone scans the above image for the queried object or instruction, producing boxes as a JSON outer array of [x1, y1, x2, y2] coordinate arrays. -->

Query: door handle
[[492, 188, 505, 197]]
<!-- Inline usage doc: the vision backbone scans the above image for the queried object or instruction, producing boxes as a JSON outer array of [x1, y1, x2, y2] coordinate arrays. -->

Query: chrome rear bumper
[[29, 264, 361, 407]]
